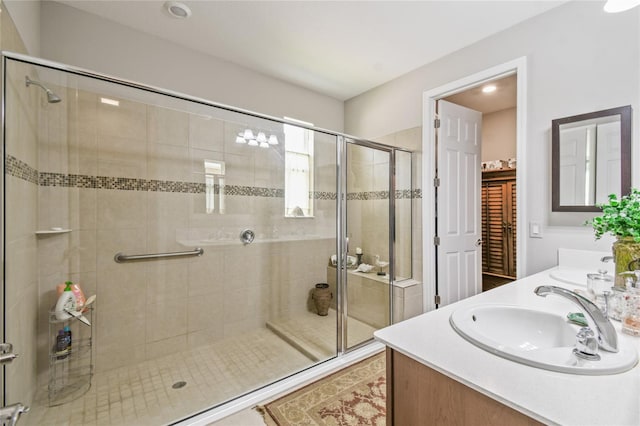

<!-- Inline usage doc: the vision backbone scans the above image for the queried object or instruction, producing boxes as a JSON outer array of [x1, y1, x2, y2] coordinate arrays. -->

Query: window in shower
[[284, 122, 314, 217], [205, 159, 225, 214]]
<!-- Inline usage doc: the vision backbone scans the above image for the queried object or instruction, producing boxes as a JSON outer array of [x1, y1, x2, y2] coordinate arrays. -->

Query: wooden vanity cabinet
[[481, 169, 517, 279], [385, 348, 541, 426]]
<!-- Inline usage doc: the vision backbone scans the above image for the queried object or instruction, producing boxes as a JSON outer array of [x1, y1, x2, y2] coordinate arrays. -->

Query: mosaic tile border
[[347, 190, 389, 201], [5, 155, 38, 185], [6, 154, 421, 199]]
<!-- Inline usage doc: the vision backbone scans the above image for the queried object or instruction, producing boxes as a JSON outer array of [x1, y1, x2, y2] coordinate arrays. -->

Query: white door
[[559, 124, 596, 205], [436, 100, 482, 306], [595, 120, 622, 204]]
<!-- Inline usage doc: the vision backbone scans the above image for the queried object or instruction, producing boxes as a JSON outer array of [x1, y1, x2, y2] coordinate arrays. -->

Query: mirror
[[552, 105, 631, 212]]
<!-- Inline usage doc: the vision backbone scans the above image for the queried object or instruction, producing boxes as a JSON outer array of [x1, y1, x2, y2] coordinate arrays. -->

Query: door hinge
[[433, 177, 440, 187], [433, 236, 440, 245], [434, 118, 441, 128], [434, 294, 441, 305]]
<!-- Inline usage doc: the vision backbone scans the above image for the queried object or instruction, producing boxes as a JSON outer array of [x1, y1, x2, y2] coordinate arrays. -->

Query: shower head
[[25, 76, 61, 103]]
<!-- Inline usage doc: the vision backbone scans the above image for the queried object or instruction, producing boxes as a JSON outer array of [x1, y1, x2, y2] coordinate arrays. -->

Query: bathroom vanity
[[375, 267, 640, 425]]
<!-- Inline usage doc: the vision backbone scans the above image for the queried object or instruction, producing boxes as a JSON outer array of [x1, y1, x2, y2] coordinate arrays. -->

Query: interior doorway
[[442, 74, 517, 292], [422, 57, 527, 312]]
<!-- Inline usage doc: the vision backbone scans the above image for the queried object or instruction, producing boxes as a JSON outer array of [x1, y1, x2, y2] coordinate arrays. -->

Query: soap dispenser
[[55, 281, 77, 321]]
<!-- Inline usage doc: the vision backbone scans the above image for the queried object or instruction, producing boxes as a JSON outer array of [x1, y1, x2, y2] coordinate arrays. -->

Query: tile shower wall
[[346, 145, 390, 271], [4, 61, 40, 407], [22, 82, 337, 384], [2, 6, 42, 408], [346, 142, 419, 280], [375, 127, 423, 283]]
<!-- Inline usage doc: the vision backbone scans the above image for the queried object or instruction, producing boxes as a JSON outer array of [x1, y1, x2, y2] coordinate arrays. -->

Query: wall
[[345, 1, 639, 275], [3, 0, 40, 55], [38, 1, 344, 132], [482, 107, 516, 162]]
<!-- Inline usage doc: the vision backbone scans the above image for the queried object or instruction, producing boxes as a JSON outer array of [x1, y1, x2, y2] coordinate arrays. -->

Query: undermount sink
[[450, 304, 638, 375]]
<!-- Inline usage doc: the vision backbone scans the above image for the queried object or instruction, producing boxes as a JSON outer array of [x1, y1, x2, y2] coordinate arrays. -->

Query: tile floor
[[23, 312, 376, 426]]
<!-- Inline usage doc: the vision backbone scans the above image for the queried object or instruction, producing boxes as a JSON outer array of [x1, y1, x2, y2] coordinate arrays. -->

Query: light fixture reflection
[[604, 0, 640, 12], [243, 129, 255, 140], [237, 128, 279, 149], [100, 97, 120, 106]]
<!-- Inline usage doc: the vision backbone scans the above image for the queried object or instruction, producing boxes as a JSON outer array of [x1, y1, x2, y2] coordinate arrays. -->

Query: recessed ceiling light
[[165, 1, 192, 19], [482, 85, 497, 94]]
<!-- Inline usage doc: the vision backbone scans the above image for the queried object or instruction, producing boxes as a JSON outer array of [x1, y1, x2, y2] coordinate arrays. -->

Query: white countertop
[[374, 268, 640, 425]]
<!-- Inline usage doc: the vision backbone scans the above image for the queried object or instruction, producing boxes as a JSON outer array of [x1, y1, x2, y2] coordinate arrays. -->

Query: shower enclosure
[[1, 53, 413, 425]]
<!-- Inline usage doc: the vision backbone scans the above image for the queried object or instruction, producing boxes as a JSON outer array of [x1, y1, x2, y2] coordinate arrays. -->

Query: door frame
[[422, 57, 528, 312]]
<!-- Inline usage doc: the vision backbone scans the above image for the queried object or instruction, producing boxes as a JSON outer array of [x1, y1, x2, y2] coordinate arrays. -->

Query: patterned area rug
[[260, 352, 386, 426]]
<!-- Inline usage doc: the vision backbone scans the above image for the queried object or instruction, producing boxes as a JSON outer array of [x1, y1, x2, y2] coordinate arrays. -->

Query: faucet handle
[[573, 327, 600, 361]]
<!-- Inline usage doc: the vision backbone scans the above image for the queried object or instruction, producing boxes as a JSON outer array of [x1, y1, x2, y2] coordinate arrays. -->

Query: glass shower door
[[344, 141, 391, 350], [2, 55, 339, 425]]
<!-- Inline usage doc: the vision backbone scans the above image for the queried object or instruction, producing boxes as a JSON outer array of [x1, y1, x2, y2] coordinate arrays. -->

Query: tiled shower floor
[[23, 312, 375, 426], [24, 328, 312, 426]]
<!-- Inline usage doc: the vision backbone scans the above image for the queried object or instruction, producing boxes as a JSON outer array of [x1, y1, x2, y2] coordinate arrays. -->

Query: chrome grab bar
[[114, 247, 204, 263]]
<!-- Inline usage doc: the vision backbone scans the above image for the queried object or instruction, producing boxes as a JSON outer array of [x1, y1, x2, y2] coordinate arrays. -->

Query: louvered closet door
[[481, 184, 488, 272], [507, 181, 517, 276], [484, 181, 509, 276]]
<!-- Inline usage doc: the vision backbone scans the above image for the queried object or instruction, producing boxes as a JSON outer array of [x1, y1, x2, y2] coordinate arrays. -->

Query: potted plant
[[589, 188, 640, 287]]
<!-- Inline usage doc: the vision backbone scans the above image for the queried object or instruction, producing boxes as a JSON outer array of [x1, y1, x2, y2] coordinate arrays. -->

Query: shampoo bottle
[[55, 281, 77, 321], [55, 330, 68, 360], [63, 326, 72, 352]]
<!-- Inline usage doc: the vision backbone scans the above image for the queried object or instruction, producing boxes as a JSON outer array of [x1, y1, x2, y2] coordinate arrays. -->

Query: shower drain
[[172, 381, 187, 389]]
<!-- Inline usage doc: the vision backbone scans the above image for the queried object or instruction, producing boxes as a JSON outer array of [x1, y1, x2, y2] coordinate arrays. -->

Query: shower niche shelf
[[47, 306, 93, 406]]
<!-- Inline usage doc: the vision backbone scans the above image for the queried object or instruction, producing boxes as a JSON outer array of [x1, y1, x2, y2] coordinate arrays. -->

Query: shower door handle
[[0, 402, 29, 426], [0, 343, 18, 364]]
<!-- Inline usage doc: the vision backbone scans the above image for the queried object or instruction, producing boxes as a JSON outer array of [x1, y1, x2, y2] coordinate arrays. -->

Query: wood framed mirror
[[552, 105, 632, 212]]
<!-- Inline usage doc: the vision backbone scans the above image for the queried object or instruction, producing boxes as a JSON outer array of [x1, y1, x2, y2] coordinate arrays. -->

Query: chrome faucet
[[0, 403, 29, 426], [534, 285, 618, 353], [601, 256, 614, 263]]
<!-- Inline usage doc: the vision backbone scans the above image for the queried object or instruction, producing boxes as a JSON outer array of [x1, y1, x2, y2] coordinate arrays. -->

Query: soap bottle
[[63, 325, 72, 353], [55, 330, 68, 360], [56, 281, 86, 309], [55, 281, 77, 321]]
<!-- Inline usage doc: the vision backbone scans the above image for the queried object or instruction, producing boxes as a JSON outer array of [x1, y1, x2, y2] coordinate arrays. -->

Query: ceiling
[[444, 74, 516, 114], [55, 1, 566, 101]]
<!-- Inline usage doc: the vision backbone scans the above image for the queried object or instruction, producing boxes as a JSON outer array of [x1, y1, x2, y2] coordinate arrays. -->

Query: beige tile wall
[[4, 55, 40, 407], [346, 144, 390, 269], [374, 127, 423, 283], [30, 85, 337, 379]]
